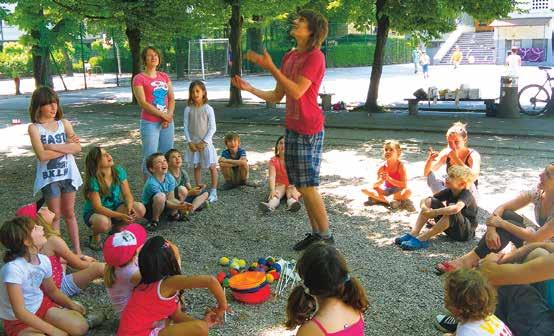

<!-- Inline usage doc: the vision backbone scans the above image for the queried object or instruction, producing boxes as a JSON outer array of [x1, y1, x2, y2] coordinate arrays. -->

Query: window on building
[[532, 0, 550, 9], [506, 40, 522, 50], [532, 39, 547, 49]]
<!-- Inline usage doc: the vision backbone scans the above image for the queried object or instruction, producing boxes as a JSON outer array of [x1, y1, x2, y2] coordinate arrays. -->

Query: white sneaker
[[208, 188, 218, 203], [259, 202, 274, 213]]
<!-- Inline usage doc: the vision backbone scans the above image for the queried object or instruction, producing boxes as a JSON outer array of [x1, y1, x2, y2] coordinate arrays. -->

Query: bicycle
[[518, 66, 553, 116]]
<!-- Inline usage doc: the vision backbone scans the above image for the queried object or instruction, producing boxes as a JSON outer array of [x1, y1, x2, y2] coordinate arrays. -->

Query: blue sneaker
[[394, 233, 414, 245], [401, 237, 429, 250]]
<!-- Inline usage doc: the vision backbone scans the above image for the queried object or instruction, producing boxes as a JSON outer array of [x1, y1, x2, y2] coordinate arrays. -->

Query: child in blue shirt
[[218, 132, 249, 189], [141, 153, 192, 231]]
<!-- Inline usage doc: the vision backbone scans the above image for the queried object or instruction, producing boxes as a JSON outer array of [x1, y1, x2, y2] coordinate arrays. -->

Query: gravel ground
[[0, 102, 550, 336]]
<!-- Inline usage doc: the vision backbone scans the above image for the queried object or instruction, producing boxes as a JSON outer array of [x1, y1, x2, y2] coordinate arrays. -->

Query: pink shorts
[[3, 296, 57, 336]]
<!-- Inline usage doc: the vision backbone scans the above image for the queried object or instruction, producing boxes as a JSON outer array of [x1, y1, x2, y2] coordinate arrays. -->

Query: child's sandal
[[146, 220, 159, 232]]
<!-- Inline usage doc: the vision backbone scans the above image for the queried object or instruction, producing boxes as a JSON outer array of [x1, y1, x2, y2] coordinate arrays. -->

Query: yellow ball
[[266, 273, 274, 283], [219, 257, 230, 266], [230, 262, 240, 270], [238, 259, 246, 268], [251, 262, 259, 268]]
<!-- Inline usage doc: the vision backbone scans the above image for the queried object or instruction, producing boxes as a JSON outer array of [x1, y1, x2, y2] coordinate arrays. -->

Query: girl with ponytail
[[285, 243, 369, 335]]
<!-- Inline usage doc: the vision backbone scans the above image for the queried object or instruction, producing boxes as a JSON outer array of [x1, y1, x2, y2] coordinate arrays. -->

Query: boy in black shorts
[[395, 165, 477, 250]]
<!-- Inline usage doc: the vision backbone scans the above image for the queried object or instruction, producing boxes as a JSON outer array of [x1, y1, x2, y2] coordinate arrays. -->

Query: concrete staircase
[[439, 32, 495, 65]]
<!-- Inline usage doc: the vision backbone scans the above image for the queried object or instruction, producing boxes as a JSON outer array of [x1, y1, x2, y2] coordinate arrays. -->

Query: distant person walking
[[420, 50, 430, 79], [505, 47, 522, 77], [451, 46, 462, 69], [412, 48, 420, 74]]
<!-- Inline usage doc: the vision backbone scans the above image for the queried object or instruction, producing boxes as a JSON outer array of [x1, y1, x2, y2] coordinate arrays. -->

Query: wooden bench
[[405, 98, 496, 116]]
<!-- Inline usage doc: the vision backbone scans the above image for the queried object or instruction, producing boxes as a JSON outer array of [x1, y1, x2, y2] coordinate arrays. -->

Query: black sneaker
[[293, 233, 321, 251], [434, 314, 458, 333]]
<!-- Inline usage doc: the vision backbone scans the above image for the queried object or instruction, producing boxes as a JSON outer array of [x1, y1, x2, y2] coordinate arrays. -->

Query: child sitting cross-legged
[[361, 140, 414, 211], [218, 132, 250, 190], [435, 268, 512, 336], [141, 152, 193, 231], [166, 149, 210, 215], [395, 165, 477, 250]]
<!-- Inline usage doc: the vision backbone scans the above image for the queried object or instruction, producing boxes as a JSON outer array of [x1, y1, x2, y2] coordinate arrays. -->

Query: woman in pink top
[[232, 10, 333, 251], [132, 47, 176, 177], [117, 236, 227, 336], [260, 136, 302, 213], [285, 243, 368, 336]]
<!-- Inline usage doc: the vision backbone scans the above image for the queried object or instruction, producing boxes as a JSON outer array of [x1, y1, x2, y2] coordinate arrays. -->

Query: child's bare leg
[[194, 166, 202, 186], [298, 186, 329, 234], [220, 166, 234, 184], [209, 165, 218, 189], [61, 191, 81, 255], [191, 192, 209, 212], [286, 185, 301, 201], [393, 188, 412, 201], [46, 197, 62, 232], [451, 250, 481, 269], [238, 165, 249, 183], [71, 262, 105, 289], [152, 193, 167, 221], [418, 215, 450, 241], [44, 307, 89, 335], [89, 214, 111, 243], [267, 185, 286, 209], [158, 320, 208, 336], [176, 186, 188, 202], [410, 198, 433, 236], [363, 187, 388, 203]]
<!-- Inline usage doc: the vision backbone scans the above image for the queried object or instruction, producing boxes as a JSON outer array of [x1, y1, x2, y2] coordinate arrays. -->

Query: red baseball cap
[[103, 224, 147, 267], [16, 203, 38, 220]]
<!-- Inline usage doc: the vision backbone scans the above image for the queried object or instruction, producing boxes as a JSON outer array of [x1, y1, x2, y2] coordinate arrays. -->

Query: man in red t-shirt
[[232, 10, 333, 250]]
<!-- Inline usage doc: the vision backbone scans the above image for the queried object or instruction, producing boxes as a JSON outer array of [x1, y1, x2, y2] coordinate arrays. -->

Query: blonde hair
[[104, 264, 117, 288], [446, 122, 468, 141], [444, 269, 496, 322], [383, 139, 402, 157], [36, 214, 60, 239], [447, 165, 474, 185]]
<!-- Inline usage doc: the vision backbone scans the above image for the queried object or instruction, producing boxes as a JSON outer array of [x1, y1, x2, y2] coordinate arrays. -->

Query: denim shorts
[[41, 179, 76, 200], [61, 274, 81, 297], [284, 129, 324, 188]]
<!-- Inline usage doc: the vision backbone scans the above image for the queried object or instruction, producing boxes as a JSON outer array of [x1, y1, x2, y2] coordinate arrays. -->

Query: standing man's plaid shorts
[[284, 129, 324, 188]]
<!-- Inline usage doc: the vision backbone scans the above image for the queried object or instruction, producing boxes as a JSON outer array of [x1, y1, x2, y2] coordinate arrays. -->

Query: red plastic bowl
[[231, 283, 270, 304]]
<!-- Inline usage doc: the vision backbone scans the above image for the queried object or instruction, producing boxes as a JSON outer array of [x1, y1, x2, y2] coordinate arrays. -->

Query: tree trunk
[[126, 24, 142, 104], [228, 0, 243, 106], [62, 48, 74, 76], [31, 20, 53, 89], [247, 15, 263, 73], [175, 36, 186, 79], [365, 0, 389, 112]]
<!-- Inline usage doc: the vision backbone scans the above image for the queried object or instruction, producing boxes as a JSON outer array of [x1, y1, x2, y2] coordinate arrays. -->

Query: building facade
[[491, 0, 554, 65]]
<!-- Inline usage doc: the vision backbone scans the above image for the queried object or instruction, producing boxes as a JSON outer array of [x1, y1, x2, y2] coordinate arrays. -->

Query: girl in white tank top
[[27, 87, 83, 255]]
